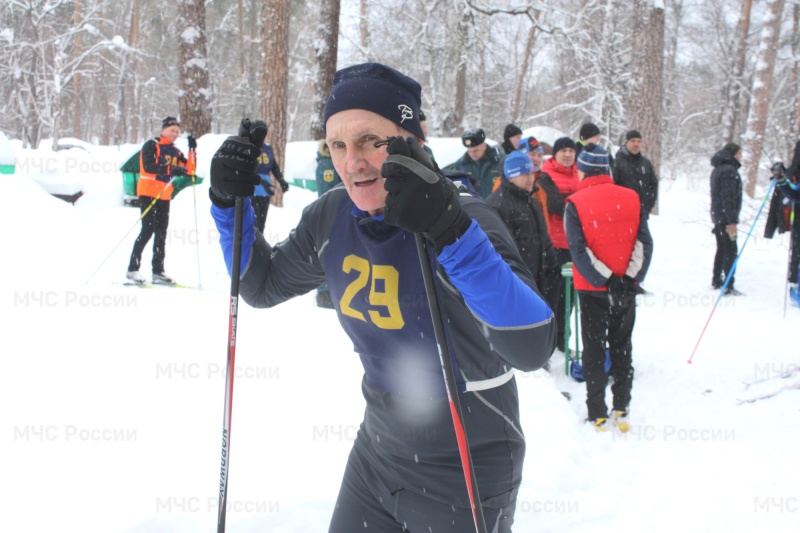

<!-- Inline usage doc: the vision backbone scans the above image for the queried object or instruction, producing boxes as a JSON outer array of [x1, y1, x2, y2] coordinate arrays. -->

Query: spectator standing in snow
[[613, 129, 659, 217], [501, 123, 523, 155], [126, 116, 194, 285], [209, 62, 555, 532], [537, 136, 580, 351], [252, 129, 289, 234], [314, 139, 341, 309], [576, 122, 614, 173], [486, 151, 558, 301], [445, 127, 505, 198], [564, 144, 653, 432], [709, 142, 743, 295]]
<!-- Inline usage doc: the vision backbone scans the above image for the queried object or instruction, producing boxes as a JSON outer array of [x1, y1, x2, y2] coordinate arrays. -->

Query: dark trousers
[[712, 224, 738, 287], [128, 197, 170, 273], [252, 196, 271, 234], [578, 291, 636, 421], [554, 248, 575, 350], [328, 445, 516, 533], [789, 214, 800, 283]]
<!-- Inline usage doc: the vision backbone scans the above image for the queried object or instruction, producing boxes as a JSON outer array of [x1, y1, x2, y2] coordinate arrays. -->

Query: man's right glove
[[170, 165, 188, 176], [209, 118, 268, 208], [381, 137, 472, 252]]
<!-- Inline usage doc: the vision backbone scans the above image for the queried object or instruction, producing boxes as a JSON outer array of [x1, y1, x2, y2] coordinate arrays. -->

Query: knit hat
[[323, 63, 424, 140], [552, 136, 576, 156], [626, 129, 642, 141], [503, 123, 523, 141], [517, 136, 544, 153], [504, 150, 535, 179], [579, 122, 600, 141], [461, 128, 486, 147], [576, 143, 611, 177], [162, 116, 180, 130], [723, 142, 741, 156]]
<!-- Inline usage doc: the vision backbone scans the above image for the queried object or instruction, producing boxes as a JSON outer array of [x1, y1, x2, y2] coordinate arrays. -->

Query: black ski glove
[[209, 119, 268, 208], [187, 135, 197, 150], [606, 276, 625, 297], [771, 161, 787, 183], [622, 275, 639, 292], [276, 175, 290, 193], [381, 136, 472, 252], [261, 178, 275, 196], [171, 165, 188, 176]]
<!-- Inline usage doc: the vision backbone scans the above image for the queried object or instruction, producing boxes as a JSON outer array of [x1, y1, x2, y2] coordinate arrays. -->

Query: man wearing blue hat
[[564, 143, 652, 432], [487, 151, 558, 304], [208, 63, 556, 532]]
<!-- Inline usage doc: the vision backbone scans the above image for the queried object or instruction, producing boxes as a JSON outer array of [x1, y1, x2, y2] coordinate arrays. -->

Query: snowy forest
[[2, 0, 799, 197]]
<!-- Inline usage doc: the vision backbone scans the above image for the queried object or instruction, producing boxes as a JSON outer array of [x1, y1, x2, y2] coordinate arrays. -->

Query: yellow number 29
[[339, 255, 405, 330]]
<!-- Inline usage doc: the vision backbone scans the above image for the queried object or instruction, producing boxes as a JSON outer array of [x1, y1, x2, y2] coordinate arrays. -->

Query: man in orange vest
[[126, 116, 195, 285], [564, 144, 653, 432]]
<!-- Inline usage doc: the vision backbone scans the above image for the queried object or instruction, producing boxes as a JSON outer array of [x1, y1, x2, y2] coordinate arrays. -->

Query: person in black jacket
[[614, 130, 658, 217], [486, 151, 558, 303], [709, 142, 743, 295], [771, 140, 800, 295]]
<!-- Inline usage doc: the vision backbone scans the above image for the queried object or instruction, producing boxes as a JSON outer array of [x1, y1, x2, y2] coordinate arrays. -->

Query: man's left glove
[[381, 137, 472, 251], [187, 135, 197, 150], [209, 118, 268, 208]]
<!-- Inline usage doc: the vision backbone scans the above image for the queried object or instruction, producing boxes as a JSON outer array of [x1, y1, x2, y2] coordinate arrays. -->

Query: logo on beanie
[[398, 105, 413, 124]]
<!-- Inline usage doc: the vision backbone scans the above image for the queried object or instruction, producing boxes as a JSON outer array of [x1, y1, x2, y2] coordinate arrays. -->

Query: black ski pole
[[414, 234, 487, 533], [217, 195, 244, 533]]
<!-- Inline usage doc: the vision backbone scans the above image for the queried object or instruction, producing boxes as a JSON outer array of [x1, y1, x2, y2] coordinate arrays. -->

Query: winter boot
[[724, 287, 743, 296], [152, 272, 176, 285], [611, 410, 630, 433], [126, 270, 147, 284], [588, 417, 609, 432]]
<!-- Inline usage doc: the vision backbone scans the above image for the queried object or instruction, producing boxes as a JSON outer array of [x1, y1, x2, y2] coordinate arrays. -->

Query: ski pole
[[688, 178, 777, 363], [85, 175, 179, 284], [217, 195, 244, 533], [414, 234, 487, 533], [189, 145, 202, 288]]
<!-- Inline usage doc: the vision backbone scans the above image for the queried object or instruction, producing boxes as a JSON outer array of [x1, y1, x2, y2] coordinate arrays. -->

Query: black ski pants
[[128, 196, 170, 274], [328, 445, 516, 533], [252, 195, 270, 234], [712, 224, 738, 288], [578, 291, 636, 421]]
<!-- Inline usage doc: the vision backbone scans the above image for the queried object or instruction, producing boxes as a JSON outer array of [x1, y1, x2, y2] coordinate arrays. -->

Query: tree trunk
[[72, 0, 83, 139], [629, 0, 665, 214], [177, 0, 212, 136], [259, 0, 290, 207], [743, 0, 786, 198], [310, 0, 340, 141], [359, 0, 370, 60], [723, 0, 754, 143], [512, 25, 536, 124]]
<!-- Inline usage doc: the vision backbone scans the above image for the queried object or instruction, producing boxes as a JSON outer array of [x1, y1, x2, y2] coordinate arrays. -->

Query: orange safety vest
[[137, 137, 194, 200]]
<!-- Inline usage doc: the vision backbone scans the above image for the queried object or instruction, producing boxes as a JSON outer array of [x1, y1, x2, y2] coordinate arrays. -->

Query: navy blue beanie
[[552, 136, 576, 156], [576, 143, 610, 177], [323, 63, 424, 140]]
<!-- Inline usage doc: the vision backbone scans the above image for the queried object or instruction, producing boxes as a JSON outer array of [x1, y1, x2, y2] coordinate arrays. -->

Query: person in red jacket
[[564, 144, 653, 432], [126, 116, 194, 285], [537, 137, 580, 351]]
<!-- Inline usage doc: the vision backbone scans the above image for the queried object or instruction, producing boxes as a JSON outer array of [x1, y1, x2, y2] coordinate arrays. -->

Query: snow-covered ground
[[1, 136, 798, 532]]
